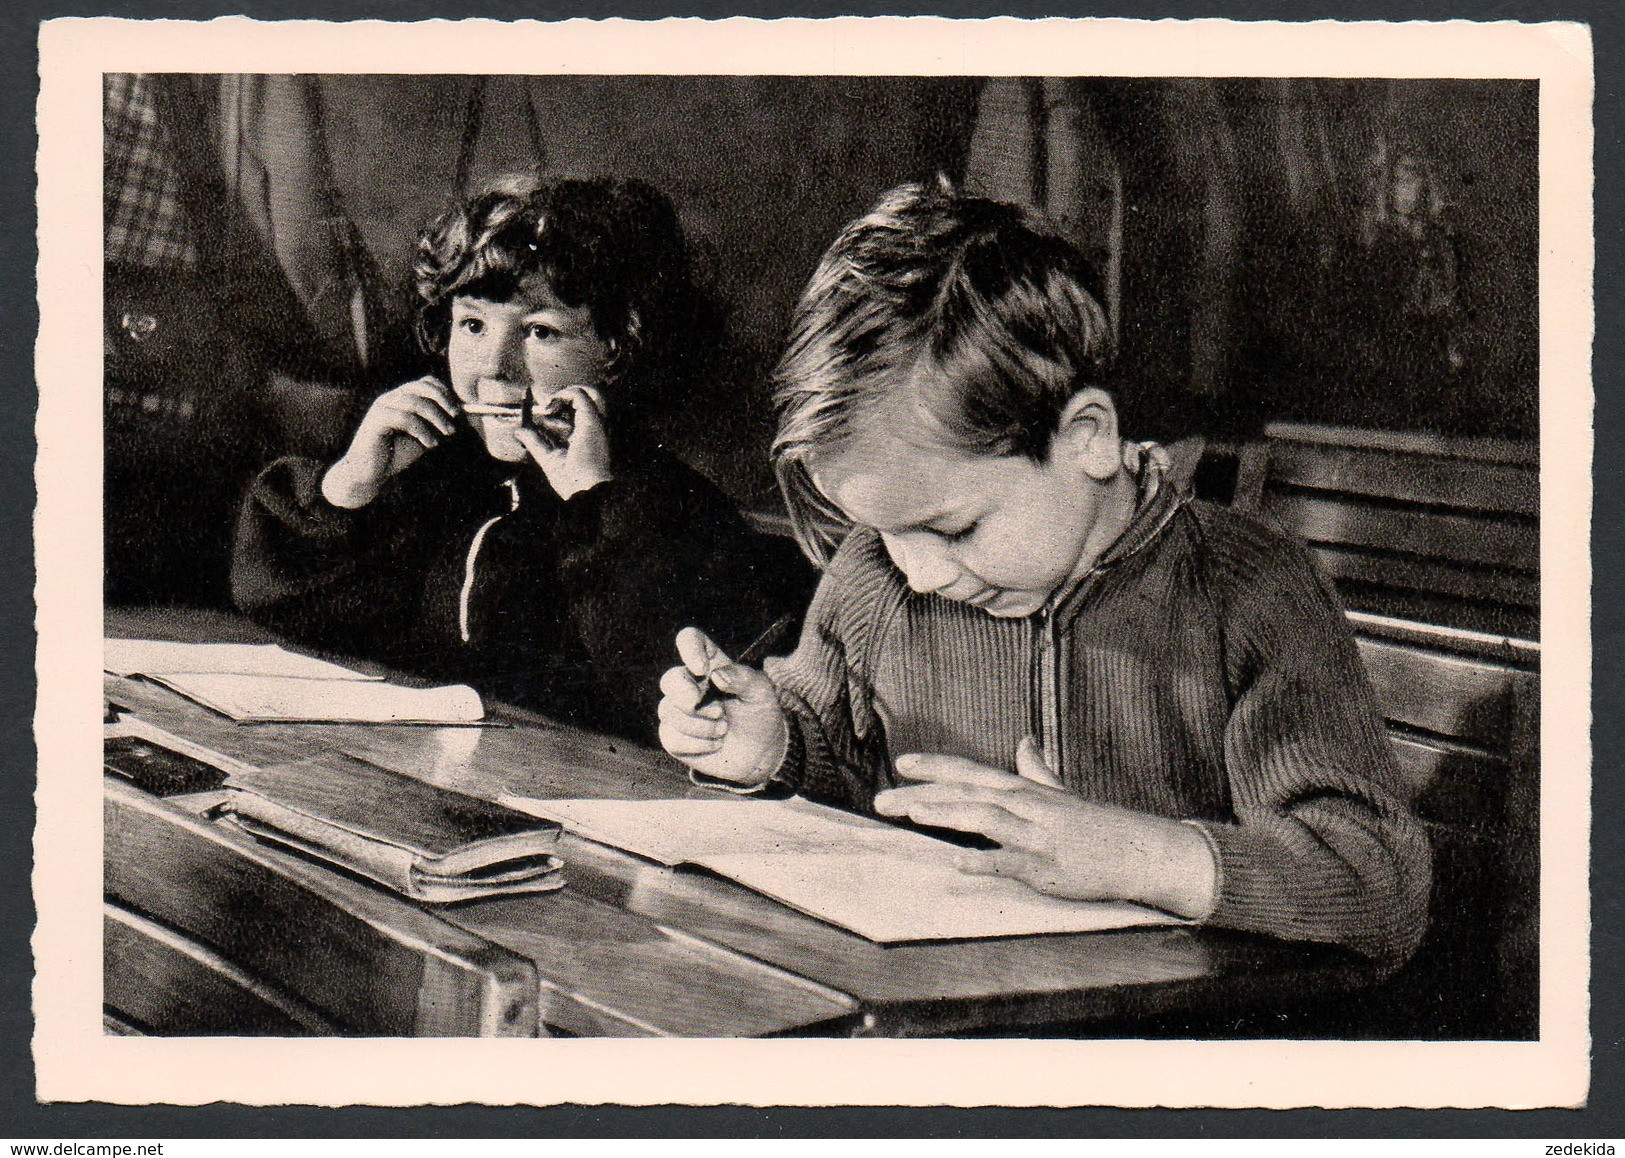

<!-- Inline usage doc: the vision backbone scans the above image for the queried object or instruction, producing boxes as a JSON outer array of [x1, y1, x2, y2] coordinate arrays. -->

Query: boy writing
[[657, 182, 1431, 965]]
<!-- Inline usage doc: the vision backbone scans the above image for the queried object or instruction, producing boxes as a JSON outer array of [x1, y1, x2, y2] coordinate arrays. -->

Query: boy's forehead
[[812, 435, 982, 524]]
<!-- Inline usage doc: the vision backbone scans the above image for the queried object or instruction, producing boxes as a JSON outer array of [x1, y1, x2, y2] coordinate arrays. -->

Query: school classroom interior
[[101, 75, 1540, 1040]]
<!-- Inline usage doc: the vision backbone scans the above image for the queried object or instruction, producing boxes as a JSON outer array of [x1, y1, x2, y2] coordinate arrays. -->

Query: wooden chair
[[1233, 422, 1538, 641], [1233, 423, 1540, 1038], [104, 777, 539, 1036]]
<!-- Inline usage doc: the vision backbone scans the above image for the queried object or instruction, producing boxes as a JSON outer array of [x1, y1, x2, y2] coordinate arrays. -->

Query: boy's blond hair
[[772, 180, 1113, 566]]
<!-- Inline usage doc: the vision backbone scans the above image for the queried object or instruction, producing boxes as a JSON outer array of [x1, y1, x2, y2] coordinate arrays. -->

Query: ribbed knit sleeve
[[1190, 516, 1433, 966], [765, 529, 904, 813]]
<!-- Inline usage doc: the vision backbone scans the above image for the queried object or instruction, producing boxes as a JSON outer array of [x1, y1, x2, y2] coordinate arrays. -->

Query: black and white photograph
[[33, 15, 1593, 1109]]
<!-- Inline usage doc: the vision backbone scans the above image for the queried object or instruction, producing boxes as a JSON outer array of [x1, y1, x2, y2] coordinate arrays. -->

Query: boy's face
[[448, 275, 611, 462], [812, 397, 1131, 619]]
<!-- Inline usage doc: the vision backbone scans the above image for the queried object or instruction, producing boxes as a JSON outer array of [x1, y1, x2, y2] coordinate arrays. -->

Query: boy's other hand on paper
[[658, 627, 788, 787], [515, 384, 614, 500], [875, 737, 1219, 920], [322, 377, 459, 509]]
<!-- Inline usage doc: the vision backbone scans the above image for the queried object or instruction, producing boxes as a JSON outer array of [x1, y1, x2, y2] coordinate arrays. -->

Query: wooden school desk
[[103, 605, 1373, 1039]]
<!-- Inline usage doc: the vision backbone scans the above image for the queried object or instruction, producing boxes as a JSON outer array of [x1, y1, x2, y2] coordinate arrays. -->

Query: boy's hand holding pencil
[[658, 625, 790, 788]]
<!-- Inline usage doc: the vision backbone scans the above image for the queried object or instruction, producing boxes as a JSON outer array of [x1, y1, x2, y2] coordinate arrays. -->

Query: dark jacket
[[232, 429, 812, 744]]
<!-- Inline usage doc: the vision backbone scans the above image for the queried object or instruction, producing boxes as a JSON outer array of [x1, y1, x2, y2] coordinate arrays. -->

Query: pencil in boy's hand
[[694, 615, 798, 709], [461, 402, 526, 418]]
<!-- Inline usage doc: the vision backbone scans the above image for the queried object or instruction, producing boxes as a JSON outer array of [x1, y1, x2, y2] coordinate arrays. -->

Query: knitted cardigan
[[762, 467, 1432, 965]]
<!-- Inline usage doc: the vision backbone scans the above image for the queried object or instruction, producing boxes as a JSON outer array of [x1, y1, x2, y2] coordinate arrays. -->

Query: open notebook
[[107, 638, 485, 724], [105, 639, 379, 681], [500, 795, 1186, 944], [144, 673, 486, 724]]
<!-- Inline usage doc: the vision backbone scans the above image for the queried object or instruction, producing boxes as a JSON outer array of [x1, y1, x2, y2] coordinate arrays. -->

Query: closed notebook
[[219, 753, 563, 902]]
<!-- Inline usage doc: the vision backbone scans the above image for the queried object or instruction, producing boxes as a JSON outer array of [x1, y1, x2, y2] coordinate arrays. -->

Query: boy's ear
[[1052, 387, 1121, 482]]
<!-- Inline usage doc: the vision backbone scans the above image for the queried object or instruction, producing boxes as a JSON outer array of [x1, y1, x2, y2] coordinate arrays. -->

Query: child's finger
[[660, 663, 725, 716], [657, 695, 725, 734], [513, 425, 559, 462], [402, 395, 457, 437], [893, 752, 1024, 791], [890, 776, 1053, 821], [659, 721, 724, 758], [402, 379, 460, 421], [658, 663, 705, 708], [661, 710, 727, 742], [705, 661, 774, 704], [878, 780, 1044, 820], [675, 626, 728, 680], [954, 847, 1045, 882], [561, 383, 608, 420], [880, 797, 1039, 848], [1014, 736, 1064, 788], [388, 410, 442, 450]]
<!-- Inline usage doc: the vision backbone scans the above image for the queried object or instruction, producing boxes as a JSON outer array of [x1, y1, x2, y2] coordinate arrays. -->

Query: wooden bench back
[[104, 777, 539, 1037], [1231, 423, 1539, 1036], [1234, 422, 1538, 641], [1363, 620, 1540, 1037]]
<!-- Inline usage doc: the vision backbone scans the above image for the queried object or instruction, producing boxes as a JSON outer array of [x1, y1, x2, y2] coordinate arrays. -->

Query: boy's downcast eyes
[[936, 520, 979, 544]]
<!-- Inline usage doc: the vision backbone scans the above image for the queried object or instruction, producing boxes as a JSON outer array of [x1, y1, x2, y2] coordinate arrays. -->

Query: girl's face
[[447, 274, 611, 462]]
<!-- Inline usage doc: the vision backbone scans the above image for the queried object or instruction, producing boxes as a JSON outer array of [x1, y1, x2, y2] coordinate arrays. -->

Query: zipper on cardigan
[[458, 477, 522, 644], [1033, 606, 1064, 776]]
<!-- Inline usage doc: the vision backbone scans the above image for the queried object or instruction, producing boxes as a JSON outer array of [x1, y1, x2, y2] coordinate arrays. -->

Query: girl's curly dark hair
[[413, 174, 719, 418]]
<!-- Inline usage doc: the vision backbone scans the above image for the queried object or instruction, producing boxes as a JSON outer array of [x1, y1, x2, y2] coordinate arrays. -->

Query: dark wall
[[998, 78, 1541, 447], [105, 75, 1538, 607], [309, 75, 1536, 482]]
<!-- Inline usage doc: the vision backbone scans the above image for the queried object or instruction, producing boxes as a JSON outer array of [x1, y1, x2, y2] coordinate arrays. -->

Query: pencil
[[461, 403, 526, 417], [695, 614, 799, 709]]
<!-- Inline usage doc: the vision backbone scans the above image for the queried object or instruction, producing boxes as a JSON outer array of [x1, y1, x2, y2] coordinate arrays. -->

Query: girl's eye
[[526, 323, 558, 342], [457, 316, 484, 335]]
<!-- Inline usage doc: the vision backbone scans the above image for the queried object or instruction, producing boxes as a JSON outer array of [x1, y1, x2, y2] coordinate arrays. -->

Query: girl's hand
[[874, 737, 1220, 919], [657, 627, 789, 787], [515, 384, 614, 500], [321, 377, 459, 509]]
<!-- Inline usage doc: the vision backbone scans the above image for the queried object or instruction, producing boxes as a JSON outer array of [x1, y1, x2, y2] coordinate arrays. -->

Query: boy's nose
[[883, 533, 957, 595]]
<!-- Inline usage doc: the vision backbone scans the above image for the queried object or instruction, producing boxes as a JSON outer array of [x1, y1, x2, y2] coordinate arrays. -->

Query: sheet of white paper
[[705, 851, 1180, 943], [501, 795, 1185, 942], [105, 639, 378, 681], [500, 795, 959, 865], [150, 673, 485, 724]]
